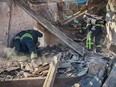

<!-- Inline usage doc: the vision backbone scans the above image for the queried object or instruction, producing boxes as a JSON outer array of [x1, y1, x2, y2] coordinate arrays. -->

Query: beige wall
[[0, 2, 9, 45], [34, 24, 61, 46], [9, 4, 38, 45], [0, 1, 61, 47], [0, 2, 37, 46]]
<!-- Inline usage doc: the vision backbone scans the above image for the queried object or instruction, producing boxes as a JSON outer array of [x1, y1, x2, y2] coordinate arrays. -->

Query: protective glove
[[91, 26, 96, 31]]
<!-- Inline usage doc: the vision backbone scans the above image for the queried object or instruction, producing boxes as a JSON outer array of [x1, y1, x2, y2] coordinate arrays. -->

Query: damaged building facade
[[0, 0, 116, 87]]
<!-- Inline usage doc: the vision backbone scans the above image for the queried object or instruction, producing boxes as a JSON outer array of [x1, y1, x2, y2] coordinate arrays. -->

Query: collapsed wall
[[106, 0, 116, 52], [0, 1, 37, 46], [0, 1, 61, 47], [0, 1, 62, 60]]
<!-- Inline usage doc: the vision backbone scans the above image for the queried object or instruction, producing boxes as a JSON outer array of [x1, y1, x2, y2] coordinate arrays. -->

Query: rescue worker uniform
[[86, 23, 104, 52], [11, 30, 43, 59], [80, 20, 88, 35], [11, 30, 27, 52], [84, 16, 105, 52]]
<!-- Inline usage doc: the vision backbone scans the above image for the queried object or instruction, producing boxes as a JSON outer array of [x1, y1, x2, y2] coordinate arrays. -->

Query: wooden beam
[[28, 0, 77, 3], [62, 8, 88, 25], [62, 1, 106, 25], [102, 63, 116, 87], [15, 0, 85, 56], [43, 55, 60, 87], [0, 76, 81, 87], [94, 5, 106, 14]]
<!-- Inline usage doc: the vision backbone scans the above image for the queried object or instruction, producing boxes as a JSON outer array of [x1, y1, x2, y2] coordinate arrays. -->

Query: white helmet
[[83, 14, 88, 20]]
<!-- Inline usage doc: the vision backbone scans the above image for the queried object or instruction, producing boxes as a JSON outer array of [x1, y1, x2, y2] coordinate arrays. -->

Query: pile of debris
[[0, 60, 50, 80], [0, 44, 115, 87], [0, 44, 67, 80]]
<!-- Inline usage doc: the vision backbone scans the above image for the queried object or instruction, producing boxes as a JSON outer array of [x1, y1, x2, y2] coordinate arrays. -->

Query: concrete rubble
[[0, 43, 115, 87], [0, 0, 116, 86]]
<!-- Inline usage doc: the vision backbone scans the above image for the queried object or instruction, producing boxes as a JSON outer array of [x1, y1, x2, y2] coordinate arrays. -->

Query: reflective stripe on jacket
[[20, 33, 33, 40]]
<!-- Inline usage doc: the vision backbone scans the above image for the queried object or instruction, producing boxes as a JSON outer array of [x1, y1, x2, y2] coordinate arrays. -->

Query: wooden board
[[0, 76, 82, 87], [62, 1, 106, 25], [28, 0, 77, 3], [43, 55, 60, 87], [63, 8, 88, 25], [102, 63, 116, 87], [15, 0, 85, 56]]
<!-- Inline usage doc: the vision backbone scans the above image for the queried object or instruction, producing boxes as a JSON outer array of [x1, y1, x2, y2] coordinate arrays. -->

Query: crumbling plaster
[[0, 2, 37, 45], [0, 1, 60, 47], [0, 2, 9, 45]]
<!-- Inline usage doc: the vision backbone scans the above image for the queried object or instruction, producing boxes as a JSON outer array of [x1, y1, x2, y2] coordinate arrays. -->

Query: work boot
[[31, 52, 38, 59], [96, 45, 102, 53], [31, 58, 37, 63], [88, 47, 94, 51], [96, 47, 102, 53], [31, 57, 42, 66], [31, 52, 38, 64]]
